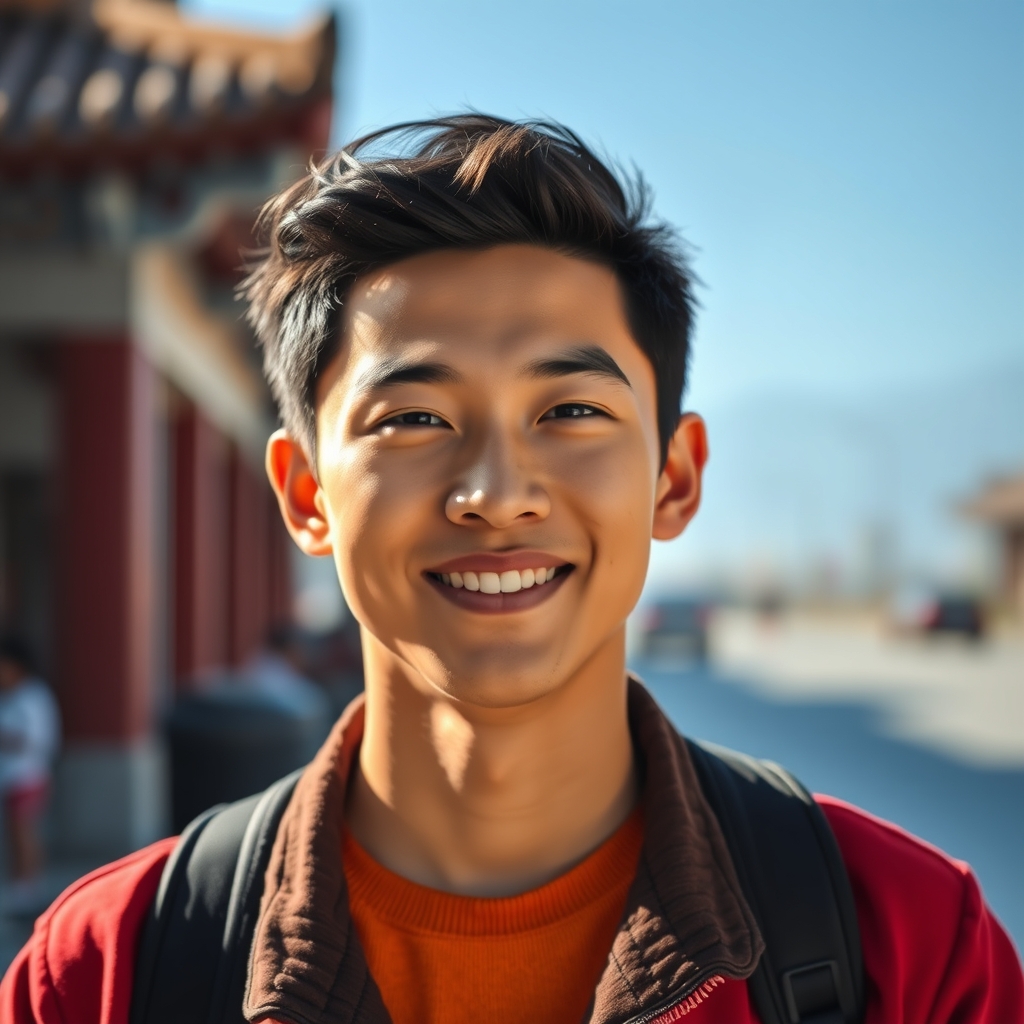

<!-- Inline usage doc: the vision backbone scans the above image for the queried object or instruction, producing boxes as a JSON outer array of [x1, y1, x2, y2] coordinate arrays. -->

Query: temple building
[[0, 0, 335, 855], [962, 474, 1024, 625]]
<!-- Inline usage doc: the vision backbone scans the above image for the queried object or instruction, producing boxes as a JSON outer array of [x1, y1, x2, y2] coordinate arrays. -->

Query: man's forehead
[[316, 246, 659, 432], [342, 245, 634, 363]]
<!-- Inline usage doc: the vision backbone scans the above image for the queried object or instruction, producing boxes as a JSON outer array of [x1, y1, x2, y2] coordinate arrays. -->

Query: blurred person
[[2, 116, 1021, 1024], [243, 623, 323, 707], [240, 621, 332, 721], [0, 632, 60, 917]]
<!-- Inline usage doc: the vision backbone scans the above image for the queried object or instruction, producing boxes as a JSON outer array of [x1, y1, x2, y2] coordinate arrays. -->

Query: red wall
[[173, 398, 292, 687], [56, 344, 294, 731], [56, 339, 155, 742], [172, 403, 229, 685], [227, 448, 270, 665]]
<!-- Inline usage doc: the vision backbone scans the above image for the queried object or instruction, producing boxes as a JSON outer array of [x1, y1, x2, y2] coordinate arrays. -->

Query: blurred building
[[0, 0, 334, 854], [962, 474, 1024, 622]]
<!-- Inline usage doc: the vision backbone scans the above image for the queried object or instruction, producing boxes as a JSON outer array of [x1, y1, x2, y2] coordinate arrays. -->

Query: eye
[[540, 403, 604, 420], [381, 411, 449, 428]]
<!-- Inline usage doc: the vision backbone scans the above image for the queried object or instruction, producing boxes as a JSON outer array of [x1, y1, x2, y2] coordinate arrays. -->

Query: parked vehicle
[[924, 595, 985, 638], [638, 598, 712, 661], [889, 587, 985, 640]]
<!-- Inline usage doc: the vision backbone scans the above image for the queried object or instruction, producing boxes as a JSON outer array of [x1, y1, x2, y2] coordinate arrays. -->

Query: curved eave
[[0, 94, 332, 178], [0, 2, 336, 176]]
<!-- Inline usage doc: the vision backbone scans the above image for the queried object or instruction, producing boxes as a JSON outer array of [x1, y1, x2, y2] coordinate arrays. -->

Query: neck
[[345, 630, 637, 896]]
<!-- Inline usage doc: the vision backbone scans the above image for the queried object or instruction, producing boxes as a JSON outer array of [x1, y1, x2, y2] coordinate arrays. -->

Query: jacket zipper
[[620, 973, 726, 1024]]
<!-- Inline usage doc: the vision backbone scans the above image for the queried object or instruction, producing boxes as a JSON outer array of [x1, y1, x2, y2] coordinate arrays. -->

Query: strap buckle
[[781, 960, 843, 1024]]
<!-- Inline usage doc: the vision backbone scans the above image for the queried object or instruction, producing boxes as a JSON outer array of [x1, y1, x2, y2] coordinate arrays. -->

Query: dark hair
[[244, 114, 696, 468], [0, 630, 35, 674]]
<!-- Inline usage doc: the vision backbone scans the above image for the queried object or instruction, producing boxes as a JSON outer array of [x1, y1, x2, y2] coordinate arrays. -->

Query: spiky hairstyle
[[243, 114, 696, 468]]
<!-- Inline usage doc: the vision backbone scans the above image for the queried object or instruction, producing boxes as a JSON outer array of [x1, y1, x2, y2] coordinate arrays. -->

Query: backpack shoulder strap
[[686, 739, 865, 1024], [130, 769, 302, 1024]]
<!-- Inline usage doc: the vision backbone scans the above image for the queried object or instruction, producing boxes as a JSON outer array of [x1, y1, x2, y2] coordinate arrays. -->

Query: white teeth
[[499, 570, 521, 593], [437, 566, 562, 591], [479, 572, 501, 594]]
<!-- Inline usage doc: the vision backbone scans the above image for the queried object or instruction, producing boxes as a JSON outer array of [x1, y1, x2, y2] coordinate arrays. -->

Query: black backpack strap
[[686, 740, 865, 1024], [130, 769, 303, 1024], [131, 744, 862, 1024]]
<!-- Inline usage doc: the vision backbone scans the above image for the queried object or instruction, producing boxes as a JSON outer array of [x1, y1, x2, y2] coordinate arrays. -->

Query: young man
[[2, 116, 1020, 1024]]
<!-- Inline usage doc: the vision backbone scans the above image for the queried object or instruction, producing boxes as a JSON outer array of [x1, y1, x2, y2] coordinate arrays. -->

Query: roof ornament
[[239, 52, 276, 104], [79, 66, 123, 128], [134, 63, 177, 123], [189, 52, 231, 114]]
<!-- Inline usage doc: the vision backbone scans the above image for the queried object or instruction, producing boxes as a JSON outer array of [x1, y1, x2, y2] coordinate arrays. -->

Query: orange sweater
[[342, 806, 644, 1024]]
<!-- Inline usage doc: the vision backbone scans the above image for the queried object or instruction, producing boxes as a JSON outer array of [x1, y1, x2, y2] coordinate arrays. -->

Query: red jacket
[[3, 691, 1021, 1024], [3, 800, 1020, 1024]]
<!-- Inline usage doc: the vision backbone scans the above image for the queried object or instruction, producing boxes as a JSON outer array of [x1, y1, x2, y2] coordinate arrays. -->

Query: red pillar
[[57, 338, 155, 742], [172, 401, 229, 687], [227, 447, 270, 665], [268, 490, 293, 627]]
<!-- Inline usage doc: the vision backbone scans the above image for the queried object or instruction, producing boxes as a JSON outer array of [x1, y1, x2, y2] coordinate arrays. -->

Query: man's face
[[303, 245, 681, 708]]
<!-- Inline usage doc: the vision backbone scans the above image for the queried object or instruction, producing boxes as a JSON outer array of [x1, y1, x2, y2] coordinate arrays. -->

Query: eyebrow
[[353, 358, 464, 397], [524, 345, 632, 389]]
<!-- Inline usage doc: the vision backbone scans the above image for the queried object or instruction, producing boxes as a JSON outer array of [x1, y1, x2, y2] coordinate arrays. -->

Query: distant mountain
[[648, 361, 1024, 594]]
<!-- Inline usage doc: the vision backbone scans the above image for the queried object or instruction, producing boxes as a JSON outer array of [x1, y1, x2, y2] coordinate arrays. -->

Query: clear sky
[[185, 0, 1023, 415]]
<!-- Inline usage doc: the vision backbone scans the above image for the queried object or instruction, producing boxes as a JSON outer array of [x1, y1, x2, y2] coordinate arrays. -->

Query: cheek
[[321, 450, 391, 609], [322, 467, 378, 611], [555, 435, 656, 574], [321, 449, 436, 611]]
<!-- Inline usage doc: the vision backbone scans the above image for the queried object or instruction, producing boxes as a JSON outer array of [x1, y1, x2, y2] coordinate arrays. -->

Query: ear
[[266, 429, 333, 556], [652, 413, 708, 541]]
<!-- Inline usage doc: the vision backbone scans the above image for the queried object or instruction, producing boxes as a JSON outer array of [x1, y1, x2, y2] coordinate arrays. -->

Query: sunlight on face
[[314, 245, 664, 708]]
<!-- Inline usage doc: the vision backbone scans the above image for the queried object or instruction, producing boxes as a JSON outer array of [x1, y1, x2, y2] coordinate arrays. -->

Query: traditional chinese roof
[[961, 473, 1024, 528], [0, 0, 334, 176]]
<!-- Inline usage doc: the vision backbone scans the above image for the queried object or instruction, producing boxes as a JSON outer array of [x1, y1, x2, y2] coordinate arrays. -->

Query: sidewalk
[[709, 608, 1024, 769]]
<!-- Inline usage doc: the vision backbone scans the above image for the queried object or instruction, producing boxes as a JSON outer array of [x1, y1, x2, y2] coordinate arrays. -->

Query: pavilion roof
[[0, 0, 334, 175]]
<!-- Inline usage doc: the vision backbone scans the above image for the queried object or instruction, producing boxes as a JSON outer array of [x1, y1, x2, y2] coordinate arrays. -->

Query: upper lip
[[426, 550, 572, 574]]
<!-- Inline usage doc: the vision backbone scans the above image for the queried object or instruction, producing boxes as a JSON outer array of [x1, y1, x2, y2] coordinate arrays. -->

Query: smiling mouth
[[424, 563, 574, 613], [432, 565, 559, 593]]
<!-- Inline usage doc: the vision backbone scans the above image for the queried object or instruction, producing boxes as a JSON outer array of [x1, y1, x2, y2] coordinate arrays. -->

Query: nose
[[445, 434, 551, 528]]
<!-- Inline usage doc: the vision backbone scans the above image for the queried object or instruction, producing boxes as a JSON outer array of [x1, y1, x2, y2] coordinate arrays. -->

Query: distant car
[[639, 598, 712, 661], [889, 587, 984, 640], [923, 595, 985, 639]]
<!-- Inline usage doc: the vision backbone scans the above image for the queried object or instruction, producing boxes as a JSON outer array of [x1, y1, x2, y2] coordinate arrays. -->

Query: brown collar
[[244, 679, 763, 1024]]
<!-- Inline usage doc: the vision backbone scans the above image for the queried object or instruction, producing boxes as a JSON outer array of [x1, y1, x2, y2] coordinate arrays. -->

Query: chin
[[413, 645, 570, 710], [442, 672, 561, 710]]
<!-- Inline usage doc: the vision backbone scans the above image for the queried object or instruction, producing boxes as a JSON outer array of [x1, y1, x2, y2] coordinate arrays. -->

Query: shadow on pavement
[[634, 658, 1024, 951]]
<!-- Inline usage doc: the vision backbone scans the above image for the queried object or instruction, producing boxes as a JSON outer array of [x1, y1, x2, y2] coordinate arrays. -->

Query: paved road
[[709, 608, 1024, 767], [636, 657, 1024, 951]]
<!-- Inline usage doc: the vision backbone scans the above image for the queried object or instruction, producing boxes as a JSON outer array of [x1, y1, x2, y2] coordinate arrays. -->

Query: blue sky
[[185, 0, 1023, 414], [187, 0, 1023, 588]]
